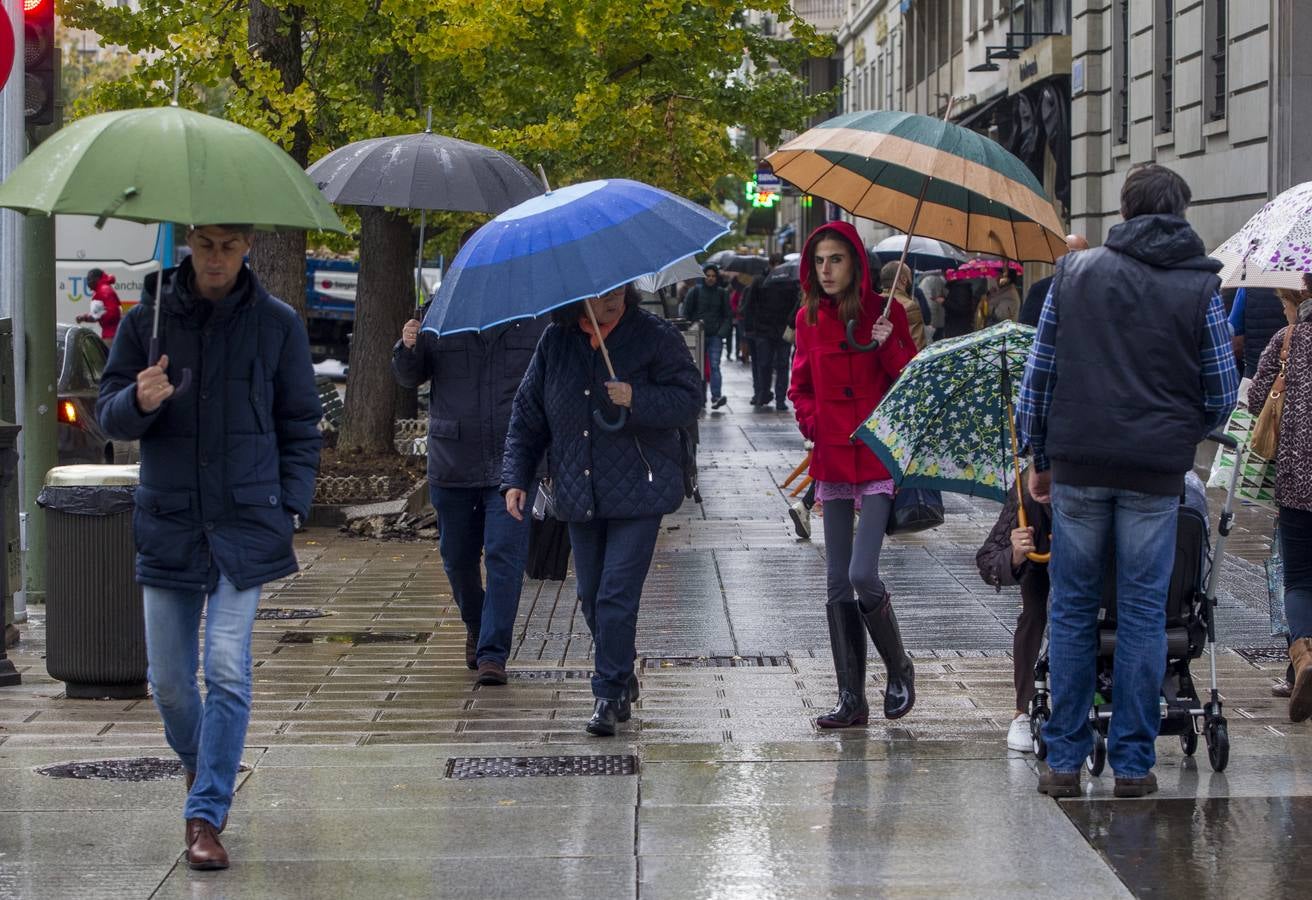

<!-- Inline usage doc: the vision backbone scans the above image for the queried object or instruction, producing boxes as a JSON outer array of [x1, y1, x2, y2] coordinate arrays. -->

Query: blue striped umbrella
[[422, 178, 729, 336]]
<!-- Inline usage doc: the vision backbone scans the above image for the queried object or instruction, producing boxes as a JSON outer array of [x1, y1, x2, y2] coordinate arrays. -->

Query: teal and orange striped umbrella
[[766, 110, 1067, 264]]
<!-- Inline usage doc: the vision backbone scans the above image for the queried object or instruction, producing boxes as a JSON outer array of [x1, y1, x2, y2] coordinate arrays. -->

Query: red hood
[[799, 220, 875, 303]]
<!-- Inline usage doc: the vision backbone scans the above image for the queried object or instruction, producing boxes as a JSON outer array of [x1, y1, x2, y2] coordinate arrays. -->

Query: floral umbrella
[[946, 258, 1024, 281], [853, 321, 1035, 503], [1212, 181, 1312, 288]]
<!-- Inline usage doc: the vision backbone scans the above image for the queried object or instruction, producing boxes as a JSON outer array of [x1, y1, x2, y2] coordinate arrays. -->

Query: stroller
[[1028, 433, 1242, 774]]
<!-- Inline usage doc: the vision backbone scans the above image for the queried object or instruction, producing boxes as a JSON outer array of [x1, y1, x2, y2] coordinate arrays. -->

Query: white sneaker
[[789, 500, 811, 540], [1007, 714, 1033, 753]]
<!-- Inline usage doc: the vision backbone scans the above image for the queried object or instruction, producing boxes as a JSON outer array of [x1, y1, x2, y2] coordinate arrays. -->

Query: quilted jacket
[[788, 221, 917, 484], [502, 306, 702, 521], [97, 259, 322, 592]]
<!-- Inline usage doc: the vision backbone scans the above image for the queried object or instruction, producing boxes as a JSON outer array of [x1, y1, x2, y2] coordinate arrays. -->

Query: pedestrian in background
[[97, 224, 322, 871], [682, 264, 731, 409], [1248, 290, 1312, 721], [743, 253, 796, 410], [393, 234, 547, 687], [1021, 163, 1239, 799], [77, 267, 123, 342], [917, 269, 947, 342], [503, 284, 701, 736], [941, 276, 982, 339], [880, 260, 926, 350], [789, 221, 918, 729]]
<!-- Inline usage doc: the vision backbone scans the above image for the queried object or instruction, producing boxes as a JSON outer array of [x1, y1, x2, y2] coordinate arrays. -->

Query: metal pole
[[1, 0, 25, 626], [17, 53, 62, 614]]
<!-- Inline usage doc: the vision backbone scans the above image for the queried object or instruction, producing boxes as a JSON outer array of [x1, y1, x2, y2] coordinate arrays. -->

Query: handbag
[[886, 487, 945, 535], [1251, 324, 1295, 460]]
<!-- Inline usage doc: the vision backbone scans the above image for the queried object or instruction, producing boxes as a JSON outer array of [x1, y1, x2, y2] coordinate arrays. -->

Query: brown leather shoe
[[476, 659, 508, 686], [185, 818, 229, 870], [184, 771, 228, 834], [1290, 638, 1312, 722], [1037, 769, 1081, 798], [465, 632, 478, 670], [1113, 772, 1158, 798]]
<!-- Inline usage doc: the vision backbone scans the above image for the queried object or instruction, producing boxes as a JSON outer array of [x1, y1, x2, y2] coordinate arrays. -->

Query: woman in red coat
[[788, 221, 918, 728]]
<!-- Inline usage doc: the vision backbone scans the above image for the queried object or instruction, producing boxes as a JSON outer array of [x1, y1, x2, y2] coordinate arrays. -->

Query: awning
[[954, 92, 1008, 132]]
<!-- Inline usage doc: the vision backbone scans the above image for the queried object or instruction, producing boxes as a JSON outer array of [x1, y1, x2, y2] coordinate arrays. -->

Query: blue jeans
[[568, 516, 662, 700], [143, 574, 262, 828], [1281, 506, 1312, 641], [431, 484, 533, 665], [1043, 483, 1179, 778], [705, 336, 724, 400]]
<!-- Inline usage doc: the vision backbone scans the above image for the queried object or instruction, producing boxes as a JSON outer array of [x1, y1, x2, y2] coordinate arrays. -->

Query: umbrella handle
[[592, 406, 628, 433], [148, 336, 193, 400], [1007, 386, 1049, 565], [845, 319, 882, 352]]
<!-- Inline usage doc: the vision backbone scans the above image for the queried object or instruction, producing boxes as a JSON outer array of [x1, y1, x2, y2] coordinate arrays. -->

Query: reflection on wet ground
[[1064, 796, 1312, 900]]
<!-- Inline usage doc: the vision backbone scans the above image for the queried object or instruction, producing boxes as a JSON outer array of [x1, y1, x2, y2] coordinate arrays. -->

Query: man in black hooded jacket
[[1019, 164, 1238, 800]]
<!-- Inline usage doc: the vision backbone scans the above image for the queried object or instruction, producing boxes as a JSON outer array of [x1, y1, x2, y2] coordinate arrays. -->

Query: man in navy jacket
[[98, 224, 322, 871]]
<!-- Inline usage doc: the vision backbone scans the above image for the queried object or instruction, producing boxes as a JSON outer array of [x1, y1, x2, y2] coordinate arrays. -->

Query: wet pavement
[[0, 360, 1303, 898]]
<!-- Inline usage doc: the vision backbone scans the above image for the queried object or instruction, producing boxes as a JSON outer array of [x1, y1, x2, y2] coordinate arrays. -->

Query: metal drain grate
[[278, 631, 431, 645], [643, 655, 789, 668], [507, 669, 593, 681], [445, 755, 637, 779], [36, 757, 252, 782], [255, 608, 328, 620], [1233, 647, 1289, 664]]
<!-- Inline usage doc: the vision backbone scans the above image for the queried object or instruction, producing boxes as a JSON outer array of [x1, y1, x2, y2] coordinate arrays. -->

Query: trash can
[[38, 465, 146, 699]]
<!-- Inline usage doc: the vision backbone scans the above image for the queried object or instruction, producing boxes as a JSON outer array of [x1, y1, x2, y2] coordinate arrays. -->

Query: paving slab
[[0, 865, 174, 900]]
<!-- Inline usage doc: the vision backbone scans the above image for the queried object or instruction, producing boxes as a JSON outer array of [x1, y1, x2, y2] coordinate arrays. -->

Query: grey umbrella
[[307, 111, 544, 301]]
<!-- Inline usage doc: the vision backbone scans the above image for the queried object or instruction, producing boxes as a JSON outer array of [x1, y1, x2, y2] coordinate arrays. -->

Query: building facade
[[780, 0, 1312, 264]]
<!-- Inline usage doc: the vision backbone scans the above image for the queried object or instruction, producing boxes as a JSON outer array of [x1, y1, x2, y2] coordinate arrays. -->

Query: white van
[[55, 216, 175, 327]]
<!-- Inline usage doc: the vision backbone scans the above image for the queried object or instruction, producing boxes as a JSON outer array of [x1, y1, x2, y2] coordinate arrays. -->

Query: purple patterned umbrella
[[1213, 181, 1312, 288]]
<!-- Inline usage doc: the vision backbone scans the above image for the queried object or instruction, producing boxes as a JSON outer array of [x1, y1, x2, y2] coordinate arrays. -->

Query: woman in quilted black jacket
[[503, 284, 702, 736]]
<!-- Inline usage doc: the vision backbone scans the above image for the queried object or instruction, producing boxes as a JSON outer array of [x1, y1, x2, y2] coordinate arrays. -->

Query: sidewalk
[[1, 358, 1304, 898]]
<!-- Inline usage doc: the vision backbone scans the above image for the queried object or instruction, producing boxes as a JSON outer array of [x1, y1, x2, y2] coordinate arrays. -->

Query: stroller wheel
[[1031, 709, 1049, 759], [1086, 732, 1107, 777], [1180, 726, 1198, 756], [1206, 719, 1230, 772]]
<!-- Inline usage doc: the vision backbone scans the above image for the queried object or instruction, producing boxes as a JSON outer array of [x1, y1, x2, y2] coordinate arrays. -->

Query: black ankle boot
[[816, 602, 869, 729], [587, 698, 624, 736], [861, 592, 915, 720], [627, 672, 640, 703]]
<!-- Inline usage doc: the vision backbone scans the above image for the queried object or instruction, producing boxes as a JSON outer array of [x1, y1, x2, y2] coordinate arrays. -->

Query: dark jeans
[[1014, 571, 1050, 711], [431, 484, 534, 665], [568, 516, 663, 700], [752, 336, 791, 405], [1282, 506, 1312, 641]]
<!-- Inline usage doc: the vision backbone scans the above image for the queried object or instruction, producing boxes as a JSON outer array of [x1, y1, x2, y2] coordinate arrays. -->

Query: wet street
[[0, 361, 1304, 899]]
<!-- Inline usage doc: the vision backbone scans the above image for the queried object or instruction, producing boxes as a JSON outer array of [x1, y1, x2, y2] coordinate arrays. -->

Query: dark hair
[[803, 226, 864, 327], [550, 283, 642, 326], [1120, 164, 1192, 219], [703, 264, 719, 275], [86, 268, 105, 287]]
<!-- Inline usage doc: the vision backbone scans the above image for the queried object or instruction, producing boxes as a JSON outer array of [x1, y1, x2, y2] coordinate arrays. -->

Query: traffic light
[[23, 0, 56, 126]]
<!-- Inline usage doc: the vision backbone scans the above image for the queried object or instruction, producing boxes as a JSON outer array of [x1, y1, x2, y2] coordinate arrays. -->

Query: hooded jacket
[[87, 272, 123, 342], [1046, 214, 1222, 493], [788, 222, 917, 484], [97, 259, 322, 592]]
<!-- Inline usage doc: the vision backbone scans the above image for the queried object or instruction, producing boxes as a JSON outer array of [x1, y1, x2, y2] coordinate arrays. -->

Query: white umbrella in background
[[633, 256, 705, 294], [1213, 182, 1312, 288]]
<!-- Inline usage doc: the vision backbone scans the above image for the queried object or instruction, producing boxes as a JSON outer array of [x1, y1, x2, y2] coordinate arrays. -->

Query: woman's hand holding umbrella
[[846, 315, 894, 351], [605, 381, 633, 409]]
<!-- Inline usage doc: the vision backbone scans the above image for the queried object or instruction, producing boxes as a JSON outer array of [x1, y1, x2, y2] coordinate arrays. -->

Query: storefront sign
[[1007, 35, 1072, 93]]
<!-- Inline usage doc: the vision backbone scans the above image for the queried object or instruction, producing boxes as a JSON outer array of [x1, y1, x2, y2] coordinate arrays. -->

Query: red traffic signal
[[23, 0, 55, 125]]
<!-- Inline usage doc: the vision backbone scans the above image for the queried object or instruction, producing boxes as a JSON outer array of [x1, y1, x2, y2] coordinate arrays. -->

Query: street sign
[[0, 9, 14, 93], [754, 172, 781, 190]]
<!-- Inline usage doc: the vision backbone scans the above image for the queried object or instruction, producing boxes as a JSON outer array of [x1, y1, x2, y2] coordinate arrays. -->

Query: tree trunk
[[247, 0, 311, 319], [339, 207, 412, 455]]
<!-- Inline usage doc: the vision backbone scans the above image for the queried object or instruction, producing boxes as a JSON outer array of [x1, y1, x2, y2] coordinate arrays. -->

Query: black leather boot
[[862, 591, 915, 719], [586, 698, 626, 736], [816, 602, 869, 729]]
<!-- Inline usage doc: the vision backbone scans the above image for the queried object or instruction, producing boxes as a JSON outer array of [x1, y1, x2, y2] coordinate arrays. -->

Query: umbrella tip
[[171, 68, 181, 107], [425, 106, 433, 133], [537, 164, 552, 194]]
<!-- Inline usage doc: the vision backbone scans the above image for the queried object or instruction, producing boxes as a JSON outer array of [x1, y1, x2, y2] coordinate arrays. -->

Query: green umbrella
[[853, 321, 1035, 504], [0, 106, 344, 232]]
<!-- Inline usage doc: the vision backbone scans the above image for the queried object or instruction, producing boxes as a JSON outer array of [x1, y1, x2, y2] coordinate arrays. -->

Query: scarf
[[578, 306, 625, 349]]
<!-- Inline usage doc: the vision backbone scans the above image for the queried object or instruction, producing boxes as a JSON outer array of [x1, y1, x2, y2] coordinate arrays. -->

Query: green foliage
[[60, 0, 837, 253]]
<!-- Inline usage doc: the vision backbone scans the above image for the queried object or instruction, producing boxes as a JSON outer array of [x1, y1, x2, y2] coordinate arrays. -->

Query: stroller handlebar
[[1205, 432, 1238, 450]]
